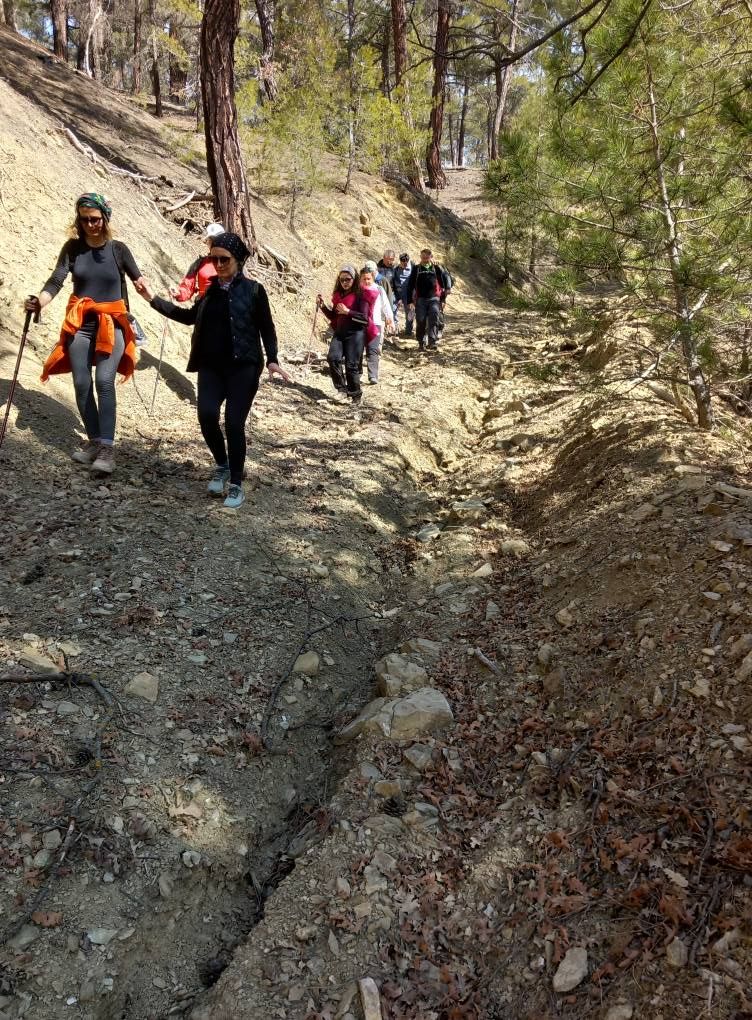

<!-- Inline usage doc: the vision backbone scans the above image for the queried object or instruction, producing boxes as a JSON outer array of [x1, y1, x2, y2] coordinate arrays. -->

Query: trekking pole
[[303, 305, 321, 372], [0, 299, 40, 450], [149, 318, 169, 416]]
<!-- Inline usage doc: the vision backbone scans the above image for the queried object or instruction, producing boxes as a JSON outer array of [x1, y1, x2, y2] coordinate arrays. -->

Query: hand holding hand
[[335, 302, 350, 314], [138, 281, 155, 302], [267, 362, 292, 383]]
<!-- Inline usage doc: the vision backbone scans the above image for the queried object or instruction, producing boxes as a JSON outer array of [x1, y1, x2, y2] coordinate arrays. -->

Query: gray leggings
[[67, 322, 125, 444]]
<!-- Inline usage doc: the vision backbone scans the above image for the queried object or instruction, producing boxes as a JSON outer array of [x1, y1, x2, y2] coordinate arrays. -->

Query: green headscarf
[[76, 192, 112, 222]]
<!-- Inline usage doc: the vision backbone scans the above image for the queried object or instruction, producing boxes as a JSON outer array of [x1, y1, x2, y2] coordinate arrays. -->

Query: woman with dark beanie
[[142, 232, 290, 509], [316, 265, 375, 403]]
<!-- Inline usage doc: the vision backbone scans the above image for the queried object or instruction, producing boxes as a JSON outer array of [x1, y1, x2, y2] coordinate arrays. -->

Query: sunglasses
[[209, 255, 233, 265], [79, 216, 103, 225], [339, 274, 353, 281]]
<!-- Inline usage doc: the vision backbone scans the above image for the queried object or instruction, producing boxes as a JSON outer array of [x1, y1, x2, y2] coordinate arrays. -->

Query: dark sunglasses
[[79, 216, 103, 225], [209, 255, 233, 265]]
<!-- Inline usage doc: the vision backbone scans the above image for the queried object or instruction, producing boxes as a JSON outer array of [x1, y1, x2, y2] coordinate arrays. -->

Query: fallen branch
[[162, 190, 196, 212], [0, 670, 116, 709], [60, 126, 158, 183]]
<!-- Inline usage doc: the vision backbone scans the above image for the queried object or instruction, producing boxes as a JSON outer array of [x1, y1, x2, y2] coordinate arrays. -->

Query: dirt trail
[[3, 25, 752, 1020]]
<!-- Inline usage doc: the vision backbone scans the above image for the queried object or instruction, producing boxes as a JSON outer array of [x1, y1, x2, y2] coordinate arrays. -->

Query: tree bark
[[391, 0, 425, 192], [83, 1, 103, 79], [425, 0, 450, 189], [50, 0, 68, 60], [381, 14, 391, 98], [646, 71, 713, 429], [343, 0, 358, 194], [490, 0, 519, 161], [2, 0, 17, 31], [457, 76, 469, 167], [168, 18, 188, 103], [200, 0, 256, 245], [254, 0, 278, 102], [149, 0, 162, 117], [447, 109, 455, 166], [132, 0, 143, 93]]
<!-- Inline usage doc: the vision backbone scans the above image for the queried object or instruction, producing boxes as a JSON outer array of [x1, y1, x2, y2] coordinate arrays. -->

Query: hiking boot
[[207, 464, 230, 496], [90, 444, 115, 474], [368, 377, 378, 385], [72, 441, 99, 465], [223, 484, 245, 509], [348, 390, 362, 403], [427, 341, 438, 350]]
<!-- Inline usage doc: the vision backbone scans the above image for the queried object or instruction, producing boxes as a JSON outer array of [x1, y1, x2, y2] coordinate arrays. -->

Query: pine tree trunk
[[425, 0, 450, 189], [168, 19, 187, 103], [343, 0, 358, 194], [50, 0, 68, 60], [149, 0, 162, 117], [132, 0, 142, 93], [457, 77, 469, 167], [391, 0, 425, 192], [254, 0, 278, 102], [83, 1, 102, 78], [381, 15, 391, 98], [490, 0, 519, 161], [646, 73, 713, 429], [2, 0, 17, 31], [447, 109, 455, 167], [200, 0, 256, 245]]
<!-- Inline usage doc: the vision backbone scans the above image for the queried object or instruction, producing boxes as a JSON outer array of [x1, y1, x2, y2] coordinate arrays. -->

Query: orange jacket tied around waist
[[41, 296, 137, 382]]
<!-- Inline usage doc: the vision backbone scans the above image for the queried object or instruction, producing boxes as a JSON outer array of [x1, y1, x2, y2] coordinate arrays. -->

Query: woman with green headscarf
[[25, 193, 149, 475]]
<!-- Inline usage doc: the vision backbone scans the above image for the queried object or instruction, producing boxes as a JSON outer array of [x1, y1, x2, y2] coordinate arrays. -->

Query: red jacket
[[174, 256, 217, 301]]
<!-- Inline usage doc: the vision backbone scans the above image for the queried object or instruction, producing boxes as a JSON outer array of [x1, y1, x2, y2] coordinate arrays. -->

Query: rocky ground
[[2, 24, 752, 1020]]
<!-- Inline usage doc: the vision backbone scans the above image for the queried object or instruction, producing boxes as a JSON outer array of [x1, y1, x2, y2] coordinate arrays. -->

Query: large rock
[[124, 671, 159, 704], [336, 688, 453, 743], [389, 688, 454, 740], [552, 947, 588, 992], [293, 651, 320, 676], [375, 653, 428, 697], [400, 637, 443, 662]]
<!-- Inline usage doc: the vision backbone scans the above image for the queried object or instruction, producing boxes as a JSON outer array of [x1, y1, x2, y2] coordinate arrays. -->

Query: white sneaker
[[207, 465, 230, 495], [223, 484, 245, 509]]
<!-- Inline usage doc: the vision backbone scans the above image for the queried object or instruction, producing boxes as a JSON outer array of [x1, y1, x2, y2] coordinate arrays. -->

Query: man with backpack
[[407, 248, 452, 351]]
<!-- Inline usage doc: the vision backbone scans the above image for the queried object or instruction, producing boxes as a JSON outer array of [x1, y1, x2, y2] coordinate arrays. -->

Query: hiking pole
[[303, 304, 321, 372], [0, 299, 40, 450], [149, 318, 169, 416]]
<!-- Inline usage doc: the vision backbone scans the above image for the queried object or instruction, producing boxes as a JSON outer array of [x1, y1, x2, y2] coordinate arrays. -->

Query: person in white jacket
[[360, 264, 394, 384]]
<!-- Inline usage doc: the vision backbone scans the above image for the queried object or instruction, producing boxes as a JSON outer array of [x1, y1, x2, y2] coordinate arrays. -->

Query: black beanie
[[210, 232, 251, 265]]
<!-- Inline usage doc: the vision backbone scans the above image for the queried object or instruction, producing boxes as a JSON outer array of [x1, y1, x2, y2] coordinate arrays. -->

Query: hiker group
[[17, 192, 452, 508], [317, 248, 453, 404]]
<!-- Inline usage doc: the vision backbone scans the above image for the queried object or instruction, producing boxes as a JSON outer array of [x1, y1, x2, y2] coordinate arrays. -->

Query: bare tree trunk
[[381, 15, 391, 98], [50, 0, 68, 60], [426, 0, 450, 188], [168, 18, 188, 103], [392, 0, 425, 192], [132, 0, 142, 92], [254, 0, 278, 102], [0, 5, 5, 25], [490, 0, 519, 161], [646, 72, 713, 429], [149, 0, 162, 117], [447, 109, 455, 167], [2, 0, 17, 31], [343, 0, 358, 195], [457, 77, 469, 167], [200, 0, 256, 245], [83, 2, 103, 78]]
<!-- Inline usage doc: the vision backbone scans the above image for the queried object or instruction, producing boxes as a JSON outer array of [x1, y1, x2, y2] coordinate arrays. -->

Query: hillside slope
[[1, 26, 752, 1020]]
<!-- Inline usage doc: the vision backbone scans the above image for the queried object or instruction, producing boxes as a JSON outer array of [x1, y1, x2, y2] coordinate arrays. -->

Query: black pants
[[415, 296, 442, 346], [327, 331, 365, 397], [196, 362, 261, 485]]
